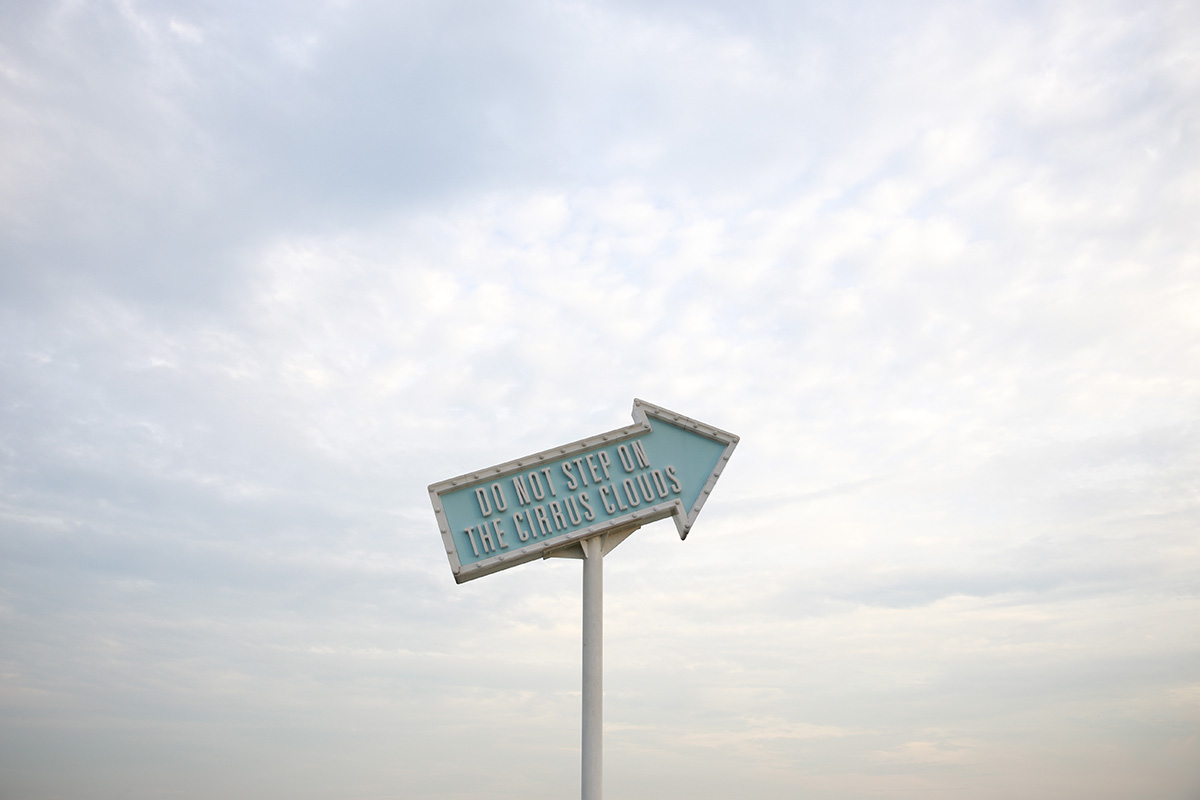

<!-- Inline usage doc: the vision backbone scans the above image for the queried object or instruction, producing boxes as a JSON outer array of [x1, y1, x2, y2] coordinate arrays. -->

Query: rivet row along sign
[[429, 399, 739, 583]]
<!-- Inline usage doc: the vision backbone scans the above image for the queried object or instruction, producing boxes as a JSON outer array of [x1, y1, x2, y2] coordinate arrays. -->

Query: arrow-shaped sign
[[429, 399, 739, 583]]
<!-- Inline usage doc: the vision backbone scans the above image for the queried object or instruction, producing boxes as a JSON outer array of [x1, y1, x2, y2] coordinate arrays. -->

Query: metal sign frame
[[429, 399, 739, 583]]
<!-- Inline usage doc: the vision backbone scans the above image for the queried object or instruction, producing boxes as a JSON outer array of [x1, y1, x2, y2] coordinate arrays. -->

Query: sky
[[1, 0, 1198, 798]]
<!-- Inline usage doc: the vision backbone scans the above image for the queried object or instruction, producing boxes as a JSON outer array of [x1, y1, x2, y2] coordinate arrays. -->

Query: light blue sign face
[[429, 400, 738, 583]]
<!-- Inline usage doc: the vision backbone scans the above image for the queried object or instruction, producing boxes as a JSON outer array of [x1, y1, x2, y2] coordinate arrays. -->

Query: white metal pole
[[581, 535, 603, 800]]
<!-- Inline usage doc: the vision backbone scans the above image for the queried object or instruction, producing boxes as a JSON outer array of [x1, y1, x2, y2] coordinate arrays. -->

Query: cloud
[[1, 1, 1198, 798]]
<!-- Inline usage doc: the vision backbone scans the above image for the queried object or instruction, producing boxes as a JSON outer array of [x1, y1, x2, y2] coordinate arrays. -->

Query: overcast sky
[[2, 1, 1198, 798]]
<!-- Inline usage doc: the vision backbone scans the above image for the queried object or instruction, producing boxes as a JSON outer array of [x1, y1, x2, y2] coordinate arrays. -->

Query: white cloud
[[0, 0, 1198, 798]]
